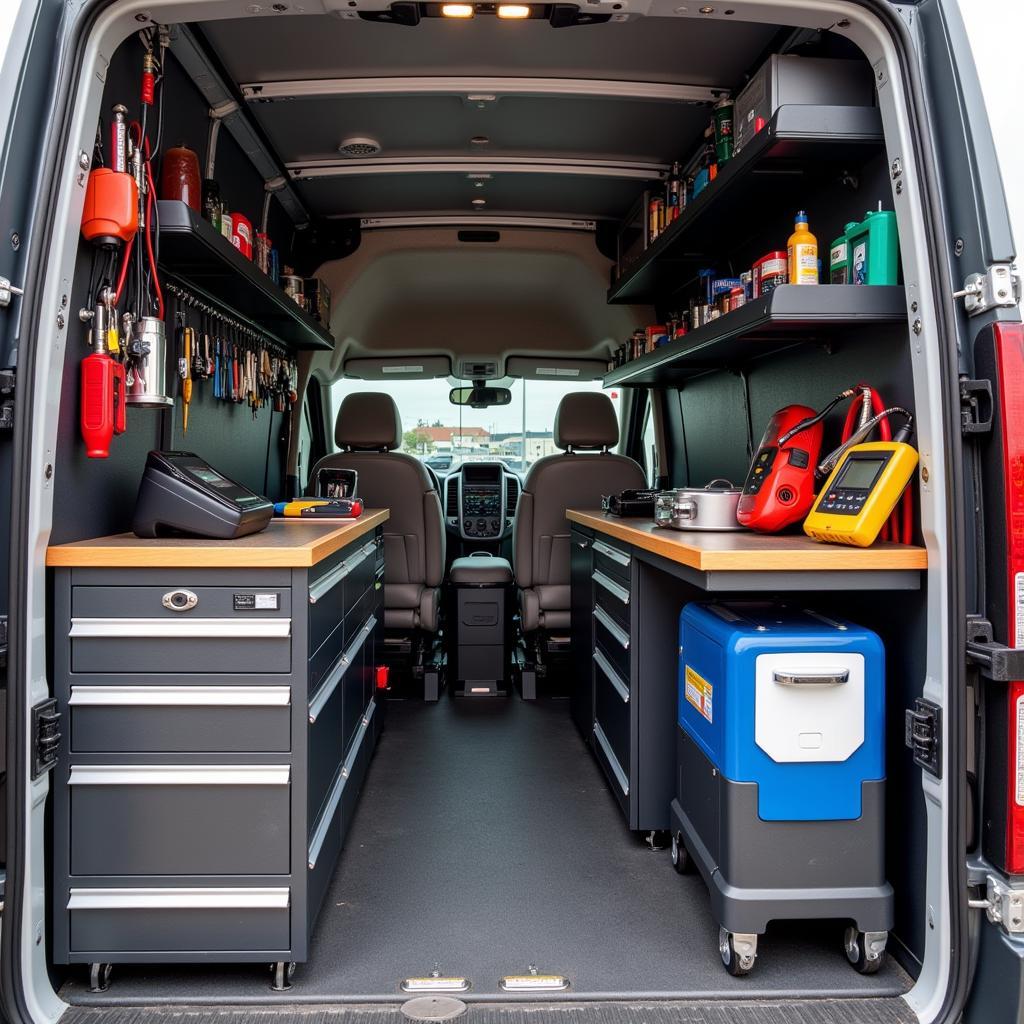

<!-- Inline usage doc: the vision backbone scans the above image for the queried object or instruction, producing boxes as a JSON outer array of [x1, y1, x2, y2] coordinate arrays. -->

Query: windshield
[[330, 377, 612, 474]]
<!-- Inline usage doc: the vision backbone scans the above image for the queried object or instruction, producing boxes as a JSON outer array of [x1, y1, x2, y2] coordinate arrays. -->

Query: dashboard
[[442, 463, 521, 541]]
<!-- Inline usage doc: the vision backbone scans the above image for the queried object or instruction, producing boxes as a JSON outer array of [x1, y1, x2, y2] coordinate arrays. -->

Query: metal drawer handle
[[309, 542, 376, 605], [69, 685, 290, 708], [593, 606, 630, 650], [69, 617, 290, 639], [309, 701, 376, 869], [593, 722, 629, 796], [592, 540, 630, 566], [592, 569, 630, 605], [772, 670, 850, 686], [308, 615, 378, 723], [67, 886, 290, 911], [593, 648, 629, 703], [68, 764, 290, 786]]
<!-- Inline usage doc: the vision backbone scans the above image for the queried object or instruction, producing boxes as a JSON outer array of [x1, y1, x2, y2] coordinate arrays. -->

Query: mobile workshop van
[[0, 1, 1022, 1023]]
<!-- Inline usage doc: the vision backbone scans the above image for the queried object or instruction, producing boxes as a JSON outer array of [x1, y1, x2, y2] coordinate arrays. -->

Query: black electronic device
[[132, 450, 274, 539]]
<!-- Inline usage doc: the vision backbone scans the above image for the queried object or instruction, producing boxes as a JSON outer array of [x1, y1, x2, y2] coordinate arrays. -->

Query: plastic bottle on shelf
[[787, 210, 819, 285]]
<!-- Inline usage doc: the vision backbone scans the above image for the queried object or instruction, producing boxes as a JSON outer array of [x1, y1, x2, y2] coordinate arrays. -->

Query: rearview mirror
[[449, 385, 512, 409]]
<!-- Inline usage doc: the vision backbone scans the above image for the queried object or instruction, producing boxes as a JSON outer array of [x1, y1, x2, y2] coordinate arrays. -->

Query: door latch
[[905, 697, 942, 778], [969, 875, 1024, 935], [966, 616, 1024, 681], [953, 264, 1021, 316], [31, 698, 60, 779], [960, 378, 993, 435]]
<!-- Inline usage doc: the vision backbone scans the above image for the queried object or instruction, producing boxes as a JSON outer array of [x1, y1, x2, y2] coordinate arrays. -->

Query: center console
[[460, 464, 504, 539]]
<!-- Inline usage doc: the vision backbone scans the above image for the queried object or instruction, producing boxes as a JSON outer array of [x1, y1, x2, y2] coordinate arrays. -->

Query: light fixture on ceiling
[[470, 135, 490, 145], [442, 3, 475, 16], [472, 197, 487, 206], [497, 4, 531, 17], [337, 136, 382, 157]]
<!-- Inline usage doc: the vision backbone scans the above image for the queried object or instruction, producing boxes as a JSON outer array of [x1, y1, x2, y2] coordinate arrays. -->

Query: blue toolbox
[[669, 602, 893, 977]]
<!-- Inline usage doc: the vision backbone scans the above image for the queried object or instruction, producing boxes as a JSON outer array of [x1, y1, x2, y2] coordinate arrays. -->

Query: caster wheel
[[844, 927, 887, 975], [270, 960, 296, 991], [670, 832, 693, 874], [89, 962, 112, 993], [719, 928, 757, 977]]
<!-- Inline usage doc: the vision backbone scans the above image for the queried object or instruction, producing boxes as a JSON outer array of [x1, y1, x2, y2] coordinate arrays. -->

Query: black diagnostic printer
[[132, 450, 274, 539]]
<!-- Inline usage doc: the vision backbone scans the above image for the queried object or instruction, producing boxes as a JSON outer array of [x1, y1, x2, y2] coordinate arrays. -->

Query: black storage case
[[448, 556, 514, 696]]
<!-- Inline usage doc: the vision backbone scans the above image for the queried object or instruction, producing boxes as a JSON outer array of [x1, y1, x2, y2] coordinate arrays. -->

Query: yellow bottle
[[787, 210, 819, 285]]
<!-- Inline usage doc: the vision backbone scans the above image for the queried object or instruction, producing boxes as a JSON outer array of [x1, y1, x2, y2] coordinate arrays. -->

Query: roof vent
[[338, 137, 382, 157]]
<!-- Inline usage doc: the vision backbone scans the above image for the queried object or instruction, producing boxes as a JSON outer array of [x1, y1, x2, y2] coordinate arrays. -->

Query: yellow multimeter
[[803, 441, 918, 547]]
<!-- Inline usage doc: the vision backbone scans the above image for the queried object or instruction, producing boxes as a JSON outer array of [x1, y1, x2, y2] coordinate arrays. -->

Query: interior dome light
[[442, 3, 475, 15], [497, 4, 531, 16]]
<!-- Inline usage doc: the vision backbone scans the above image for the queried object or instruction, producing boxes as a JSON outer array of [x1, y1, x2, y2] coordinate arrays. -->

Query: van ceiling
[[200, 14, 784, 222]]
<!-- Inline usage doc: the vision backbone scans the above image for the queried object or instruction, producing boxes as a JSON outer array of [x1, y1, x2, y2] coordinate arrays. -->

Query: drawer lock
[[162, 589, 198, 612]]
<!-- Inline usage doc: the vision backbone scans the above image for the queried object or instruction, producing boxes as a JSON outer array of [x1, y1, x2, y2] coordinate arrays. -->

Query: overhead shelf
[[156, 200, 334, 352], [604, 284, 907, 387], [608, 105, 886, 305]]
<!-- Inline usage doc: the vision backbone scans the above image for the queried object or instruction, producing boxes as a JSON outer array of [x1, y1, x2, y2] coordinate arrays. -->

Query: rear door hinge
[[966, 615, 1024, 681], [0, 367, 13, 432], [960, 377, 993, 434], [953, 263, 1021, 316], [969, 875, 1024, 935], [31, 698, 60, 780], [905, 697, 942, 778]]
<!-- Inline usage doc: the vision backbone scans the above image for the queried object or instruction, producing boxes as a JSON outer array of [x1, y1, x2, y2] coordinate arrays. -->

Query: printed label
[[1016, 695, 1024, 807], [685, 665, 713, 724], [853, 240, 868, 285], [1015, 572, 1024, 648], [233, 593, 280, 611], [254, 593, 280, 610]]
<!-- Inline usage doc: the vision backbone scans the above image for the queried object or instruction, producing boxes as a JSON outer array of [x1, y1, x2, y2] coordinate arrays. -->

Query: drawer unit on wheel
[[68, 764, 291, 876], [594, 647, 631, 768], [70, 586, 291, 675], [68, 685, 292, 754], [592, 538, 631, 586], [593, 602, 631, 682], [68, 887, 291, 956]]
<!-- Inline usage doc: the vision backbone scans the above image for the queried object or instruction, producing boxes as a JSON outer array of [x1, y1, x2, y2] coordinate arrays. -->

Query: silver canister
[[653, 479, 745, 531], [125, 316, 173, 407], [281, 274, 305, 310]]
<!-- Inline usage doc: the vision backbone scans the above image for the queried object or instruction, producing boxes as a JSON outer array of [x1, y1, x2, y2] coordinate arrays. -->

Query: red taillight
[[990, 321, 1024, 872], [375, 665, 389, 691]]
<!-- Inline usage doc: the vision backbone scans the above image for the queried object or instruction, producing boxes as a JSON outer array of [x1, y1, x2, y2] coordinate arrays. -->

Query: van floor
[[61, 696, 912, 1006]]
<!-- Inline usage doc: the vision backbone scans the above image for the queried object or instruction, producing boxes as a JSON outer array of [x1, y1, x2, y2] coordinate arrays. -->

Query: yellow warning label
[[684, 665, 713, 723]]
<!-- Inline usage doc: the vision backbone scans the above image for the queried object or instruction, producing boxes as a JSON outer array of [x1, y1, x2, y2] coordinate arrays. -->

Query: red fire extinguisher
[[80, 296, 126, 459]]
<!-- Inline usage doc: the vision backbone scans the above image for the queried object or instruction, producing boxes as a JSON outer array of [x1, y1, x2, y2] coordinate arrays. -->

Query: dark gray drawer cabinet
[[50, 521, 385, 969]]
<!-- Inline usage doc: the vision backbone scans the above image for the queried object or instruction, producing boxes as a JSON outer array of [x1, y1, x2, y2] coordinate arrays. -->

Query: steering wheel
[[424, 464, 443, 494]]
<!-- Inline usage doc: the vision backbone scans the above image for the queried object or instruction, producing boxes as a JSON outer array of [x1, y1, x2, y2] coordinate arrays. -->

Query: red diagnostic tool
[[737, 404, 824, 532]]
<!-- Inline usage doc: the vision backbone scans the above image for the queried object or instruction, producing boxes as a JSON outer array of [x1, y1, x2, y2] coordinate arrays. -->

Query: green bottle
[[846, 204, 900, 285], [829, 221, 859, 284]]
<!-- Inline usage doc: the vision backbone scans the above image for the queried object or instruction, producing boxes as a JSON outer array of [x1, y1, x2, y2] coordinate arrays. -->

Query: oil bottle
[[787, 210, 819, 285]]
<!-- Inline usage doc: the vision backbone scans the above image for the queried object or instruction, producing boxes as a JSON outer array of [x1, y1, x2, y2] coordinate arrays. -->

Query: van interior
[[24, 0, 961, 1020]]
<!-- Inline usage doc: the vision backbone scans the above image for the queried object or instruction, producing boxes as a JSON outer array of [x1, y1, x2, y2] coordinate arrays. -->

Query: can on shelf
[[648, 197, 665, 243], [220, 209, 233, 243], [752, 250, 788, 297], [713, 99, 734, 165], [255, 232, 271, 274], [231, 212, 253, 260], [281, 273, 305, 309]]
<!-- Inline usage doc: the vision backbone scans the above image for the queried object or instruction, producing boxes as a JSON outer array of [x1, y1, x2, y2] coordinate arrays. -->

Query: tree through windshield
[[331, 377, 611, 474]]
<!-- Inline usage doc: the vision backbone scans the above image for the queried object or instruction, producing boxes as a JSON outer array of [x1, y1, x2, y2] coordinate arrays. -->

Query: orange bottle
[[787, 210, 819, 285]]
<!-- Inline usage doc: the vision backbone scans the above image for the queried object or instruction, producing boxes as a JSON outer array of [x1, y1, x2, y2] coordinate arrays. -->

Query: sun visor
[[344, 356, 452, 380], [506, 356, 608, 382]]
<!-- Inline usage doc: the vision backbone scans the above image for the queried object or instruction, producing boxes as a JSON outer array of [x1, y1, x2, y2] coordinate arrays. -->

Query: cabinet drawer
[[594, 650, 630, 770], [69, 685, 291, 754], [594, 722, 629, 817], [593, 604, 631, 682], [68, 764, 291, 876], [68, 887, 290, 955], [592, 568, 630, 631], [308, 540, 377, 654], [592, 539, 631, 585]]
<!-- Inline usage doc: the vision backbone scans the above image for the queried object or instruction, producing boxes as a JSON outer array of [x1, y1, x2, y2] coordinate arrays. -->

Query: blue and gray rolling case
[[670, 602, 893, 976]]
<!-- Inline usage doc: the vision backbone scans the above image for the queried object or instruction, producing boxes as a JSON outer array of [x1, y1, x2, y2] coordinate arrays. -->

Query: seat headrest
[[335, 392, 403, 451], [554, 392, 619, 451]]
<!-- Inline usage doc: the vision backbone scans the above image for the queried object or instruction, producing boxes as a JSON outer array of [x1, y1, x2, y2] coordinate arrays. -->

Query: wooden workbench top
[[45, 509, 390, 569], [567, 510, 928, 572]]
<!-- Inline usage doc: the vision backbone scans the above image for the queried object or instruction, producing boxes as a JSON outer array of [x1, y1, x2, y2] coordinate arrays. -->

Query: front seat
[[309, 392, 445, 632], [513, 392, 646, 632]]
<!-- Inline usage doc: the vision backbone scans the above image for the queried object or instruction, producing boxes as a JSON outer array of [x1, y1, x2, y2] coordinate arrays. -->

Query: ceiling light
[[337, 136, 382, 157], [472, 198, 487, 206], [442, 3, 475, 15], [470, 135, 490, 145], [497, 4, 531, 17]]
